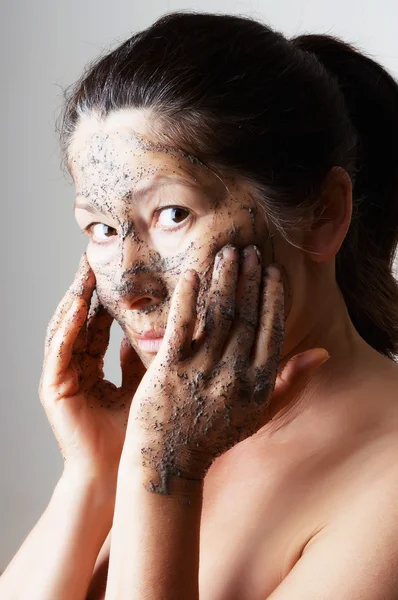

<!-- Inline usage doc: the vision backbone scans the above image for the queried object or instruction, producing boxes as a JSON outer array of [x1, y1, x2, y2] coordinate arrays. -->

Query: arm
[[104, 459, 203, 600], [86, 529, 112, 600], [0, 468, 114, 600], [102, 256, 324, 599]]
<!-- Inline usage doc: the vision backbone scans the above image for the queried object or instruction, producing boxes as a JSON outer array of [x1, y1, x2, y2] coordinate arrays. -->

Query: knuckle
[[205, 299, 234, 331], [219, 300, 235, 322], [241, 314, 257, 332]]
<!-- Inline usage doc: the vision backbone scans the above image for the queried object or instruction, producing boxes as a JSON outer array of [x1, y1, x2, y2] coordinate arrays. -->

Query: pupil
[[172, 207, 186, 223]]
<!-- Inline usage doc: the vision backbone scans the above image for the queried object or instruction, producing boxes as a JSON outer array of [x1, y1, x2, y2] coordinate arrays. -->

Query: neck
[[261, 279, 392, 443], [203, 281, 395, 498]]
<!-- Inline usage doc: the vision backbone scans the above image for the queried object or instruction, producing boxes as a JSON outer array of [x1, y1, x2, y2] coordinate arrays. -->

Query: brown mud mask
[[70, 125, 291, 362]]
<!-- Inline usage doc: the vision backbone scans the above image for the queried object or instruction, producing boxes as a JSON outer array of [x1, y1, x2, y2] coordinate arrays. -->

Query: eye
[[85, 223, 118, 243], [156, 206, 190, 230]]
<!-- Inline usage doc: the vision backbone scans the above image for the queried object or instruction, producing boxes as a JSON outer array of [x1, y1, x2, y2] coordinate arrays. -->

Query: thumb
[[272, 348, 330, 404]]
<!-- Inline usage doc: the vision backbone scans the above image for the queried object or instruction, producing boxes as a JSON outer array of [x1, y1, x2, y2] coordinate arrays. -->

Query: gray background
[[1, 0, 398, 572]]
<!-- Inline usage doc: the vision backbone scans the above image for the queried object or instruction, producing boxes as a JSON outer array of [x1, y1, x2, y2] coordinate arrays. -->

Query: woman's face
[[70, 109, 279, 368]]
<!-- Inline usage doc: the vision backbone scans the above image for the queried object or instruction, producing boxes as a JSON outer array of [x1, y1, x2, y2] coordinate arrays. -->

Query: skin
[[124, 253, 287, 493], [39, 106, 285, 483], [69, 111, 280, 368], [33, 106, 398, 599]]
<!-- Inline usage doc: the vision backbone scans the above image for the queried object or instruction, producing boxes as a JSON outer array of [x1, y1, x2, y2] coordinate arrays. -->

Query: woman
[[2, 10, 398, 599]]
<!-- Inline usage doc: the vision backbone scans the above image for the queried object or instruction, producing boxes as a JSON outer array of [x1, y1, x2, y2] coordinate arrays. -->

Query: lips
[[130, 328, 166, 340], [135, 336, 164, 353], [129, 329, 165, 354]]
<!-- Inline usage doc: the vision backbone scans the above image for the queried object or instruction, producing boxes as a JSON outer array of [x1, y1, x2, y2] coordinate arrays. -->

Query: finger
[[270, 348, 330, 417], [160, 268, 200, 362], [251, 265, 284, 371], [200, 245, 240, 366], [44, 253, 93, 354], [120, 336, 146, 390], [44, 253, 91, 350], [84, 298, 114, 358], [65, 263, 98, 356], [189, 260, 215, 348], [72, 297, 92, 356], [222, 245, 261, 364], [42, 295, 89, 388]]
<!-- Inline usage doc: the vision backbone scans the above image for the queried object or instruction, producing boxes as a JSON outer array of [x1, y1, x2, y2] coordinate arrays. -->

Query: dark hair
[[58, 11, 398, 359]]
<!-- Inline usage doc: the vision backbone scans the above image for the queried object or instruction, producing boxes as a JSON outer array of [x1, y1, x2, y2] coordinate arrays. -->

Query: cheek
[[95, 277, 119, 318], [86, 243, 120, 287], [85, 246, 118, 311], [86, 241, 118, 268]]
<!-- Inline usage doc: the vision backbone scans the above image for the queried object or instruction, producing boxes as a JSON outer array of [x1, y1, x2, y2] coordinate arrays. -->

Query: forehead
[[67, 108, 210, 185], [68, 109, 233, 216]]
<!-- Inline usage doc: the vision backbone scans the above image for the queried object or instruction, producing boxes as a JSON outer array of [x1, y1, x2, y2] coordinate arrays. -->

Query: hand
[[123, 244, 329, 493], [39, 253, 146, 487]]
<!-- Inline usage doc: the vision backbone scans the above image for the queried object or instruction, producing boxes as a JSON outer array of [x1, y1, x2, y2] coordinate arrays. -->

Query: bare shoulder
[[266, 445, 398, 599], [289, 374, 398, 598]]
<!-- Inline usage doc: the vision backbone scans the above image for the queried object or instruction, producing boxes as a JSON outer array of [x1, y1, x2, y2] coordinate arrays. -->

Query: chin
[[138, 351, 157, 369]]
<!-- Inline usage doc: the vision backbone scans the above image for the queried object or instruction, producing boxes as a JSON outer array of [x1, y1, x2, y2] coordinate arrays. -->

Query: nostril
[[116, 276, 167, 310], [132, 297, 156, 310]]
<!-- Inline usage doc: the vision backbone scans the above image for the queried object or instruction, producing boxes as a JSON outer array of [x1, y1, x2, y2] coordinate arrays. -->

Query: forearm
[[0, 468, 114, 600], [105, 455, 203, 600]]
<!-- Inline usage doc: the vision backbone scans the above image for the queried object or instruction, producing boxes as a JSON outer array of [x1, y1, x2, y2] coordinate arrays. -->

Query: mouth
[[128, 328, 166, 354], [135, 337, 164, 353]]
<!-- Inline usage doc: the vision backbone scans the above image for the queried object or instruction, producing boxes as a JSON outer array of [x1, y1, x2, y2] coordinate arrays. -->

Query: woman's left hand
[[122, 244, 329, 493]]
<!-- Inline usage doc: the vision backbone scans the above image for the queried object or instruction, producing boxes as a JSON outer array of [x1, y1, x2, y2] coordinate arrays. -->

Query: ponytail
[[293, 34, 398, 358], [59, 12, 398, 358]]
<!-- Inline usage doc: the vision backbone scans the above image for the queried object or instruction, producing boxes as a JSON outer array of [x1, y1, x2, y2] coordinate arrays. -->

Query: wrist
[[27, 466, 117, 564], [59, 464, 117, 516], [118, 445, 204, 499]]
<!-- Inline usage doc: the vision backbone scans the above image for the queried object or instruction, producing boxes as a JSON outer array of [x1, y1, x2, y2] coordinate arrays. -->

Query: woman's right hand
[[39, 253, 146, 490]]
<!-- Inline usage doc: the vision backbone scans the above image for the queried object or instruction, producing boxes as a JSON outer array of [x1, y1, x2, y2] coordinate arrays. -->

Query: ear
[[302, 167, 352, 263]]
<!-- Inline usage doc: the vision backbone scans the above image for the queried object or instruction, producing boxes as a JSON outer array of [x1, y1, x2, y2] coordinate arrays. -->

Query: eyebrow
[[73, 175, 204, 216]]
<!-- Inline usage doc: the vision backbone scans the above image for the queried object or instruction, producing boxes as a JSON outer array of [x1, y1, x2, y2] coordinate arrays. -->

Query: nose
[[116, 267, 167, 311], [116, 235, 168, 311]]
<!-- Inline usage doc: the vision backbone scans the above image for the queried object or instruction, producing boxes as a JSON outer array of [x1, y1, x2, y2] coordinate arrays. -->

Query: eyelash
[[83, 205, 192, 242]]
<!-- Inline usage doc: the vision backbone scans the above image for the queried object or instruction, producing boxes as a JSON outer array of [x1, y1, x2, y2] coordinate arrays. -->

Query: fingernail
[[243, 245, 259, 268], [184, 269, 198, 284], [215, 251, 223, 269], [254, 245, 263, 265], [293, 350, 330, 368], [77, 253, 90, 274], [223, 244, 238, 261], [266, 264, 281, 281], [320, 351, 330, 366]]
